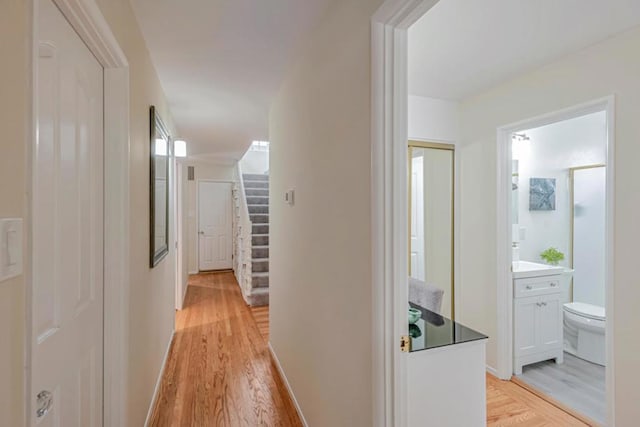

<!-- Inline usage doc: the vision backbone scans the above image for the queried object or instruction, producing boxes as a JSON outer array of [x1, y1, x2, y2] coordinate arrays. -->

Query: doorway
[[197, 181, 233, 271], [497, 102, 614, 425]]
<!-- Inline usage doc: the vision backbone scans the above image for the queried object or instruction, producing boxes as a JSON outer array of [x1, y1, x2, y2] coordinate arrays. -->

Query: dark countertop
[[408, 303, 488, 353]]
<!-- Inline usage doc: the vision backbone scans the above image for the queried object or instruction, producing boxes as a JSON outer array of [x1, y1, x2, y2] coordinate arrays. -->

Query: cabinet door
[[538, 294, 563, 351], [514, 297, 538, 357]]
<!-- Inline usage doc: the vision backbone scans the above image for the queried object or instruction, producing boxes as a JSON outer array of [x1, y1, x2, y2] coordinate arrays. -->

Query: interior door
[[410, 156, 425, 280], [198, 181, 233, 270], [33, 0, 104, 424]]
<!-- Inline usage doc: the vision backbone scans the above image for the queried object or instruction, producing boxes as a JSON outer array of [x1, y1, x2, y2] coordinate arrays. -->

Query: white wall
[[409, 95, 459, 142], [240, 149, 269, 175], [516, 111, 606, 264], [0, 1, 179, 425], [0, 2, 28, 424], [268, 0, 383, 424], [456, 26, 640, 422], [184, 161, 237, 273]]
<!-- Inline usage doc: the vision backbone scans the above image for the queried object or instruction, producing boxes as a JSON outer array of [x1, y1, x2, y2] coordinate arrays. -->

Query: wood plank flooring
[[487, 374, 588, 426], [150, 271, 587, 426], [516, 353, 604, 424], [148, 271, 302, 426], [250, 305, 269, 341]]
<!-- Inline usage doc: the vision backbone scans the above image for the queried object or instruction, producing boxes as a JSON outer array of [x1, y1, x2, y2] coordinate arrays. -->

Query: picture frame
[[150, 106, 170, 267]]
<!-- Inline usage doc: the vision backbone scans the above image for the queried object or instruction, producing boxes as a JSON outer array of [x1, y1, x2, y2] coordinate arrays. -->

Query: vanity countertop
[[408, 303, 488, 353]]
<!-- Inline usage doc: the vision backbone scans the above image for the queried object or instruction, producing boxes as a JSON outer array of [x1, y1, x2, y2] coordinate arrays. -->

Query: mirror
[[150, 106, 170, 267], [409, 142, 455, 319], [512, 159, 519, 225]]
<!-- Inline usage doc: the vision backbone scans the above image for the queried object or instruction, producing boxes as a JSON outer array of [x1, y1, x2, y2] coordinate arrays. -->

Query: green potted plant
[[540, 247, 564, 265]]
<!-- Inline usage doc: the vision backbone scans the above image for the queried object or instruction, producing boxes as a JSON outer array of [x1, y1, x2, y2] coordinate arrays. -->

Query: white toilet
[[563, 302, 605, 366]]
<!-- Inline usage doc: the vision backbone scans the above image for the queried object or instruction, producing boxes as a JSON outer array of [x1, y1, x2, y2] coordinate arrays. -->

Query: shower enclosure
[[570, 165, 606, 305]]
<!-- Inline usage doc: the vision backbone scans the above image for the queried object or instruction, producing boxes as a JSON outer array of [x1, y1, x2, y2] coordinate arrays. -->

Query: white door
[[33, 0, 104, 425], [410, 156, 425, 280], [198, 182, 233, 270]]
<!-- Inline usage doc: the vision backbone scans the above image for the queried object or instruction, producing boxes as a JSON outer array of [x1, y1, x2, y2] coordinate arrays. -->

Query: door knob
[[36, 390, 53, 418]]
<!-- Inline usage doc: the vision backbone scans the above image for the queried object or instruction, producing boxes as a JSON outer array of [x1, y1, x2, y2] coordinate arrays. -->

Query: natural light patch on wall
[[249, 140, 270, 152]]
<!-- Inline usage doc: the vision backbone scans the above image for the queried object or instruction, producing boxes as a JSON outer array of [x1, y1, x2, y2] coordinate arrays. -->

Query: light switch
[[284, 189, 295, 206], [0, 218, 23, 283]]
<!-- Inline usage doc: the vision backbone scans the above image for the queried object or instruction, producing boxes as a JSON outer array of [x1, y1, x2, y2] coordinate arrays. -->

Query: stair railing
[[234, 163, 253, 301]]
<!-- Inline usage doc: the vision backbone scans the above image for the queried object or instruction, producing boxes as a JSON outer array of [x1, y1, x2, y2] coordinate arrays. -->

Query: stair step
[[252, 272, 269, 288], [244, 180, 269, 189], [252, 224, 269, 234], [252, 258, 269, 273], [252, 234, 269, 246], [248, 287, 269, 306], [245, 188, 269, 197], [248, 205, 269, 214], [252, 246, 269, 259], [247, 196, 269, 205], [243, 174, 269, 182], [250, 214, 269, 224]]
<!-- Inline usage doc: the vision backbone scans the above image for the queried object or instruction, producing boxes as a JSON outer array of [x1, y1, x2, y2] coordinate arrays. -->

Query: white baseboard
[[486, 365, 498, 377], [268, 343, 308, 427], [188, 270, 198, 275], [144, 330, 175, 427]]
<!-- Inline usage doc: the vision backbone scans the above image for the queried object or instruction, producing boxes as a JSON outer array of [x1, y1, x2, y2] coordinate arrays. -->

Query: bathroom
[[511, 110, 607, 424]]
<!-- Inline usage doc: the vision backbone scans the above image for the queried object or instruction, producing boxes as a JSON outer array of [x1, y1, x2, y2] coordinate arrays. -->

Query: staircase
[[243, 173, 270, 306]]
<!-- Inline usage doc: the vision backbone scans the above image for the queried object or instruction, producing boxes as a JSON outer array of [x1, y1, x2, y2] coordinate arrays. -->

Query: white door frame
[[28, 0, 130, 425], [195, 178, 235, 272], [371, 1, 440, 426], [175, 161, 184, 310], [495, 96, 616, 425]]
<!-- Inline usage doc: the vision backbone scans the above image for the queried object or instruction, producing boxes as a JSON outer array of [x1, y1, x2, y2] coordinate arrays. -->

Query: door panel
[[198, 182, 233, 270], [514, 297, 538, 356], [33, 0, 104, 425], [538, 295, 562, 350]]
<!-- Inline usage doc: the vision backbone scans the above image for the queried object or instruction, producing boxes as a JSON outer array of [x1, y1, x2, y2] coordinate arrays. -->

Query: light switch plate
[[284, 189, 295, 206], [0, 218, 23, 282]]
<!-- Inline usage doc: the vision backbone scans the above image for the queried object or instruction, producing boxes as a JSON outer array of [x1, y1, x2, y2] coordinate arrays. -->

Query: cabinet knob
[[525, 285, 532, 290], [550, 282, 557, 287]]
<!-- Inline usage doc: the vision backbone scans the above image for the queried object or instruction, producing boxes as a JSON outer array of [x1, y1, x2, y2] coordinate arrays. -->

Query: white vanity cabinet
[[513, 275, 563, 375]]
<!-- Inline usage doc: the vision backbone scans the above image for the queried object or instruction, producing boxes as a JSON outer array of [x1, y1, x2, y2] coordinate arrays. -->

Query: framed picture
[[529, 178, 556, 211], [150, 106, 170, 267]]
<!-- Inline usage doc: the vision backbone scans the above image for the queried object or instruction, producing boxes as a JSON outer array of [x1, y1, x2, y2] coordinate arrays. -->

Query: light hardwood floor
[[488, 374, 589, 426], [150, 272, 586, 426], [148, 271, 302, 426]]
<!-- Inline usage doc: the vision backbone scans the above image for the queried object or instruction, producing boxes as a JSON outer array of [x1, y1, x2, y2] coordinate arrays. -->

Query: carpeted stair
[[243, 173, 269, 306]]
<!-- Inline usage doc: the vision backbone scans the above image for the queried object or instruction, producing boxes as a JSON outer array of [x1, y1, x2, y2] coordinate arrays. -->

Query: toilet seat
[[563, 302, 605, 321]]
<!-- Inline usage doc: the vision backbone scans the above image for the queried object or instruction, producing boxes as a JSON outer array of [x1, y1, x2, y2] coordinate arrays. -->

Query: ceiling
[[130, 0, 333, 162], [409, 0, 640, 101]]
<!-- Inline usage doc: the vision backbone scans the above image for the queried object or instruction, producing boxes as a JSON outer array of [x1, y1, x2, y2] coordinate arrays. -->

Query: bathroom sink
[[512, 261, 564, 279]]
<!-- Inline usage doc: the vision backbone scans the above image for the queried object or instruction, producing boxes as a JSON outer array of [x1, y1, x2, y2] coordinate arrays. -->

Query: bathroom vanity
[[512, 261, 564, 375], [407, 304, 488, 427]]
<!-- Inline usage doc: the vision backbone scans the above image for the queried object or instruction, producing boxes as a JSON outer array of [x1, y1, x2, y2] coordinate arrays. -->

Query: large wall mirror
[[409, 141, 455, 319], [150, 106, 170, 267]]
